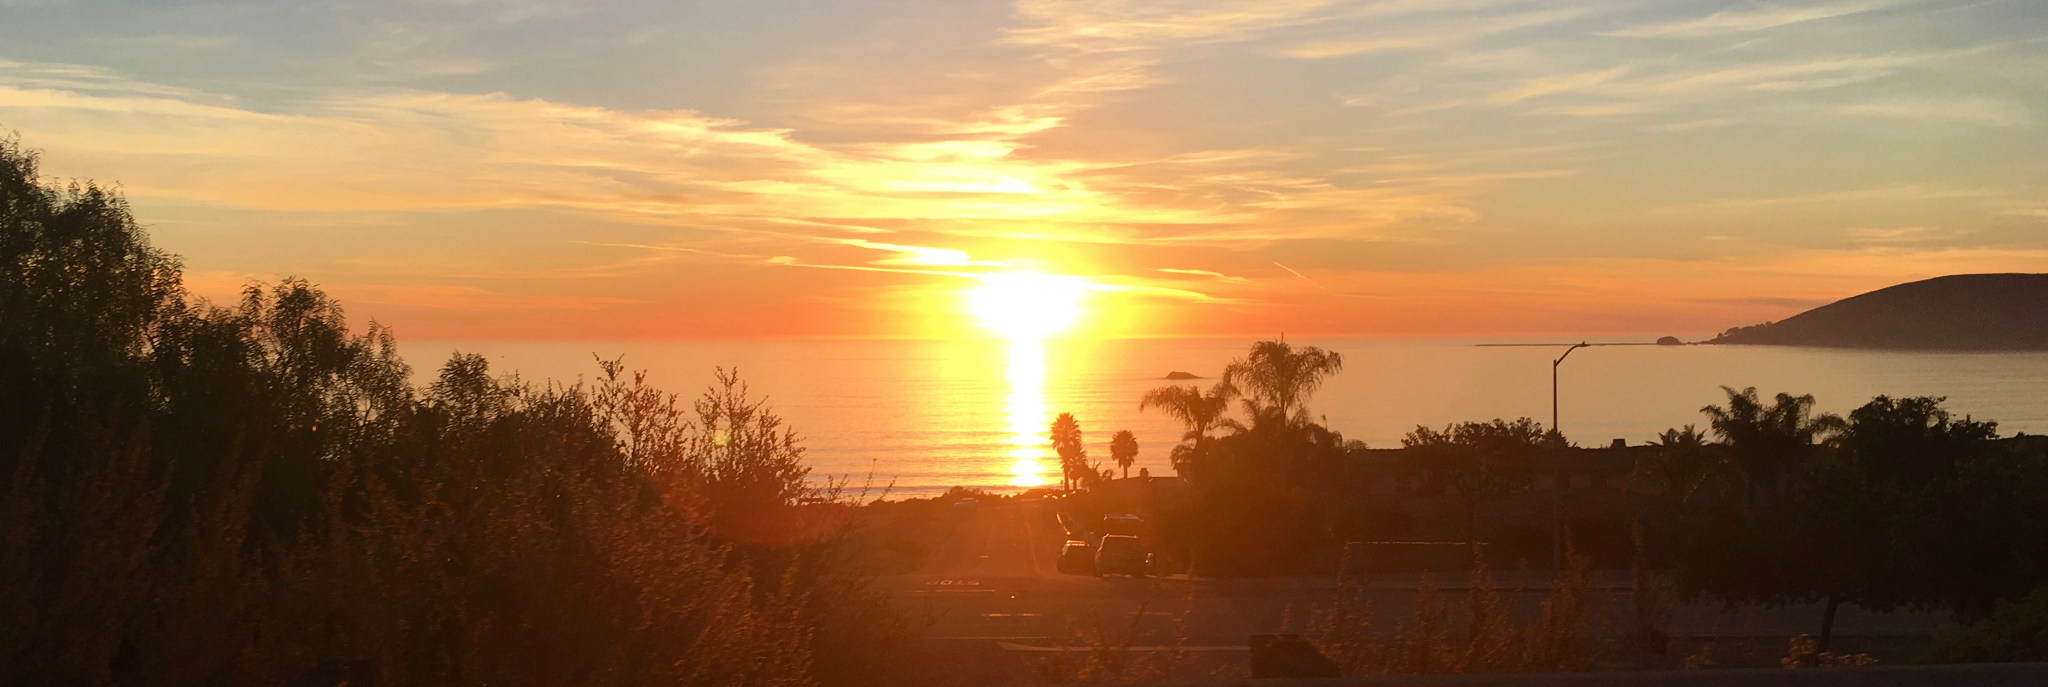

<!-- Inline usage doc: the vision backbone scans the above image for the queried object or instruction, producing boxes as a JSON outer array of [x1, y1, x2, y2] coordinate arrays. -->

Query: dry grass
[[1030, 586, 1201, 684], [1310, 544, 1597, 676]]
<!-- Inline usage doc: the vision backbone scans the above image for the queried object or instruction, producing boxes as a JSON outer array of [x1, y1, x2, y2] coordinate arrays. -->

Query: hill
[[1709, 273, 2048, 350]]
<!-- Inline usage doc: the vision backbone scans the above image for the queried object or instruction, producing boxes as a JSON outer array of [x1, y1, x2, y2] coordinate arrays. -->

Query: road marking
[[996, 642, 1249, 653]]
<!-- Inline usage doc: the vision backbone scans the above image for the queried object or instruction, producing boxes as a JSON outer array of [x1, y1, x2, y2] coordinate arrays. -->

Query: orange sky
[[4, 0, 2045, 339]]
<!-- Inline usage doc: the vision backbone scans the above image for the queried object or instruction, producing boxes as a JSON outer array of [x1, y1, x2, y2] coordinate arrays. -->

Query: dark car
[[1056, 540, 1095, 574], [1095, 535, 1149, 576], [1099, 513, 1142, 536]]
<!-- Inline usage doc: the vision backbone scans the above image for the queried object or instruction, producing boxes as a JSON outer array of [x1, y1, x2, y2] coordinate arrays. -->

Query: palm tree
[[1633, 424, 1734, 505], [1701, 387, 1842, 503], [1223, 340, 1343, 425], [1139, 381, 1234, 475], [1109, 430, 1139, 479], [1050, 412, 1085, 491], [1139, 382, 1233, 437]]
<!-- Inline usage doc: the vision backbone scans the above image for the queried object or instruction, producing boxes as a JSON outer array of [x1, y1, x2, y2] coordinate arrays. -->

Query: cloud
[[343, 284, 644, 311], [1835, 97, 2030, 127], [1282, 7, 1591, 59], [1605, 0, 1911, 38], [1493, 67, 1630, 103], [1006, 0, 1344, 50], [1651, 184, 2004, 214], [1154, 267, 1252, 283], [1286, 6, 1589, 59], [1695, 296, 1832, 308], [1843, 226, 1965, 243]]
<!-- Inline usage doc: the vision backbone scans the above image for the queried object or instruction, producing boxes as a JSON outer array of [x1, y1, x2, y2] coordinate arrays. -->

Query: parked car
[[1095, 535, 1150, 576], [1056, 540, 1095, 574], [1100, 513, 1143, 535]]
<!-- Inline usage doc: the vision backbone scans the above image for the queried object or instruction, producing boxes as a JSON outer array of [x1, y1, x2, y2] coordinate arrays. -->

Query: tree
[[1223, 340, 1343, 426], [1140, 340, 1362, 575], [1110, 430, 1139, 479], [1050, 412, 1086, 491], [1701, 386, 1842, 504], [1402, 418, 1548, 544], [1670, 392, 2033, 654], [1139, 381, 1234, 476], [0, 136, 918, 687], [1632, 425, 1735, 507]]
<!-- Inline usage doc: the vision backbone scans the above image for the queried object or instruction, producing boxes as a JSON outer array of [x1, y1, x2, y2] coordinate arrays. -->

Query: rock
[[1656, 336, 1683, 345], [1164, 371, 1202, 380]]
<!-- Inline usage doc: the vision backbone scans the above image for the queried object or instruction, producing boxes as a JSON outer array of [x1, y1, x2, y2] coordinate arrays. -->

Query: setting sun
[[968, 271, 1088, 340]]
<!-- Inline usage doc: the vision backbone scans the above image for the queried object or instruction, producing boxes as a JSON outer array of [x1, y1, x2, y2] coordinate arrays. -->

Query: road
[[873, 498, 1949, 683]]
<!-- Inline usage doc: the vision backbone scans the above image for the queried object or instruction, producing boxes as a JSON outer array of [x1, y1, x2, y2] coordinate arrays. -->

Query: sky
[[3, 0, 2045, 340]]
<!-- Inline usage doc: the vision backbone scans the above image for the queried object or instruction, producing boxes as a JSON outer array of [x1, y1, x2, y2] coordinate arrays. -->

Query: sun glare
[[968, 271, 1087, 340]]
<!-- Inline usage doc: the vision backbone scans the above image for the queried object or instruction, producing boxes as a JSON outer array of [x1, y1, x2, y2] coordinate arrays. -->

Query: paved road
[[875, 499, 1949, 683]]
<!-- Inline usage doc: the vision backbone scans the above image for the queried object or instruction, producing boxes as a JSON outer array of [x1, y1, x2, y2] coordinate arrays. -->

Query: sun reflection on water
[[1003, 339, 1050, 488]]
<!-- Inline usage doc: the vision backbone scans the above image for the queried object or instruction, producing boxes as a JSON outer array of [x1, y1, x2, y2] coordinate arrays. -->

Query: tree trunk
[[1818, 594, 1840, 655]]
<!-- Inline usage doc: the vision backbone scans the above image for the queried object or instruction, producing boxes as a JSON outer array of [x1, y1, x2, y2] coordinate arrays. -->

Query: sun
[[969, 271, 1087, 340]]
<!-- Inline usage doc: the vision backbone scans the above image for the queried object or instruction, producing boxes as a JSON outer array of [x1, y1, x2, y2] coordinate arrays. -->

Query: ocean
[[397, 338, 2048, 499]]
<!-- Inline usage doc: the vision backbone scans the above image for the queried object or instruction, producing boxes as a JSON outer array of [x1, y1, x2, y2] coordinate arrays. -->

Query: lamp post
[[1551, 342, 1589, 434], [1550, 341, 1588, 571]]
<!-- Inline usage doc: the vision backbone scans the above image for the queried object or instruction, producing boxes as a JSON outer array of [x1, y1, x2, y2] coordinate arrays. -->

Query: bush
[[1923, 587, 2048, 664], [0, 137, 914, 687]]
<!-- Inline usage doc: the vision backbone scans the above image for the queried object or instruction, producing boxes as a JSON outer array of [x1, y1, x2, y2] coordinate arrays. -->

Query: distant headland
[[1708, 273, 2048, 351]]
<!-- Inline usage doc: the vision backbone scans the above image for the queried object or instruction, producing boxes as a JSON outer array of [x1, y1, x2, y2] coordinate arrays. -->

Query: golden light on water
[[1004, 339, 1050, 488], [968, 270, 1090, 488]]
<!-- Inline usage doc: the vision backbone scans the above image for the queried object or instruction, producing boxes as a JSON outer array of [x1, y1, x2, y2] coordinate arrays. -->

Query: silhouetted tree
[[1402, 418, 1548, 543], [1139, 381, 1234, 476], [1223, 340, 1343, 426], [0, 137, 914, 687], [1632, 425, 1734, 507], [1051, 412, 1085, 492], [1701, 386, 1842, 504], [1110, 429, 1138, 479], [1144, 340, 1367, 575], [1669, 391, 2043, 653]]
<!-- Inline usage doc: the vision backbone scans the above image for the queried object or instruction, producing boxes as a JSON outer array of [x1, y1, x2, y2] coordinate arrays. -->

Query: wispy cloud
[[1493, 66, 1630, 103], [1651, 184, 2006, 214], [1155, 267, 1252, 283], [1605, 0, 1913, 38], [1282, 7, 1591, 59], [1006, 0, 1344, 50], [1835, 97, 2030, 127]]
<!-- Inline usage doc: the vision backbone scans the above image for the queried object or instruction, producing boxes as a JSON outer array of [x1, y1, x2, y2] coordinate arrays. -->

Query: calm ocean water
[[397, 338, 2048, 499]]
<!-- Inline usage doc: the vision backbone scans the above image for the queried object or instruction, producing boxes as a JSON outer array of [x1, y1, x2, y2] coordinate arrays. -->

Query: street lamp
[[1551, 341, 1589, 434], [1548, 341, 1590, 571]]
